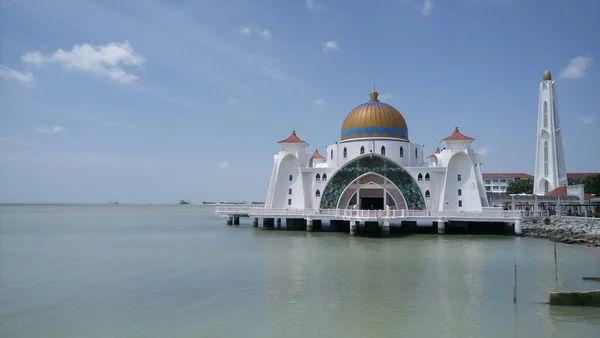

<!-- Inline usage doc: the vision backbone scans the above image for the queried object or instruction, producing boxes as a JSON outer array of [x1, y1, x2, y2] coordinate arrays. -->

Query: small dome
[[340, 89, 408, 141], [543, 69, 552, 81]]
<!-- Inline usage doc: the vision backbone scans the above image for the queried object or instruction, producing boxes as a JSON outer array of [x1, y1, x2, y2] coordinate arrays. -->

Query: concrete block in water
[[549, 289, 600, 307], [581, 290, 600, 307], [549, 292, 582, 306]]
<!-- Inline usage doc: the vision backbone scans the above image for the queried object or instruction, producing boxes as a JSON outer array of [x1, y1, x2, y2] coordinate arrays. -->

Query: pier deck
[[215, 206, 542, 223]]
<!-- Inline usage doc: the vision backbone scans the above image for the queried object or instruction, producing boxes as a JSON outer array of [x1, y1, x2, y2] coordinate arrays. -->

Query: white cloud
[[21, 41, 146, 83], [0, 65, 35, 84], [12, 0, 295, 88], [216, 161, 230, 169], [559, 56, 592, 79], [240, 28, 271, 38], [577, 115, 598, 125], [378, 92, 392, 100], [323, 40, 340, 52], [34, 126, 65, 134], [422, 0, 434, 15], [306, 0, 324, 11], [313, 98, 324, 107]]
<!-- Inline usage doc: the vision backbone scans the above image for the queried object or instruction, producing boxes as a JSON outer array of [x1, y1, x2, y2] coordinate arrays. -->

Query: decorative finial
[[292, 129, 296, 134], [454, 125, 459, 131], [543, 69, 552, 81], [369, 88, 379, 102]]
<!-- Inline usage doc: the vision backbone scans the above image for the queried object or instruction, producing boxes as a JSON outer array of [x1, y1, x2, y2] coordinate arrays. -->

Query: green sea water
[[1, 205, 599, 337]]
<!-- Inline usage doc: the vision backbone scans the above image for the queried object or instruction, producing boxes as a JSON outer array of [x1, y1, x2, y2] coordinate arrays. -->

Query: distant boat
[[179, 199, 190, 205], [109, 201, 119, 205]]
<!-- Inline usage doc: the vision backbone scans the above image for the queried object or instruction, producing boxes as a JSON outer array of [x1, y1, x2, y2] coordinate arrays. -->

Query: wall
[[327, 138, 424, 169], [442, 152, 481, 211], [270, 154, 304, 209]]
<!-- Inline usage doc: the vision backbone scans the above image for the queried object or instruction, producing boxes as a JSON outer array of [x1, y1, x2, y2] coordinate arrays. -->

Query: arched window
[[316, 173, 321, 181], [343, 147, 347, 159], [425, 190, 430, 198], [330, 149, 334, 160], [425, 173, 430, 181], [400, 146, 404, 158], [418, 173, 423, 181], [315, 189, 321, 197], [544, 180, 549, 194], [543, 101, 548, 128], [415, 148, 418, 159], [381, 145, 386, 156], [322, 173, 327, 181], [544, 141, 549, 176], [360, 146, 365, 155]]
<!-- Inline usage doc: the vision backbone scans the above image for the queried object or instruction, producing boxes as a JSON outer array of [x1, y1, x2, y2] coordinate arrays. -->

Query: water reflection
[[257, 230, 600, 338]]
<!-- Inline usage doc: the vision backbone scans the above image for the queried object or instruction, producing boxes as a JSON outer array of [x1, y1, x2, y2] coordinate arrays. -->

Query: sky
[[1, 0, 599, 203]]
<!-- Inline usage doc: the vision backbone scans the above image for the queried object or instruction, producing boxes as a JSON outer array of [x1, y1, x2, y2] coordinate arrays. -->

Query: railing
[[215, 206, 544, 220]]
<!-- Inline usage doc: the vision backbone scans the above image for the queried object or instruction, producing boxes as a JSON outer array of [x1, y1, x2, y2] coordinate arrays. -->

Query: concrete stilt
[[276, 218, 281, 229], [306, 218, 313, 232], [252, 218, 259, 227], [382, 221, 390, 237], [350, 220, 357, 236], [233, 216, 240, 226], [437, 219, 445, 234], [515, 219, 522, 235], [226, 216, 233, 226]]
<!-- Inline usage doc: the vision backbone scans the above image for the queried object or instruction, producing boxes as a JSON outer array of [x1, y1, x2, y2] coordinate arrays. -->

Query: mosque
[[263, 89, 489, 213]]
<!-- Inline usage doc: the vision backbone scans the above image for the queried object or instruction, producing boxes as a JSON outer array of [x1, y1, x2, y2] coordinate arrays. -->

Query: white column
[[357, 189, 361, 209], [383, 191, 387, 209], [350, 220, 357, 236], [515, 219, 522, 235], [437, 219, 445, 234], [306, 218, 313, 232], [382, 221, 390, 237]]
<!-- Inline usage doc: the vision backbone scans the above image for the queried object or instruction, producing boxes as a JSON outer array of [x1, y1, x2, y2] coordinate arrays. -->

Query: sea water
[[1, 205, 599, 337]]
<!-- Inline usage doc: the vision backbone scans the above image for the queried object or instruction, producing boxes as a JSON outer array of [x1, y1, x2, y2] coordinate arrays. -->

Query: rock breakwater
[[522, 216, 600, 247]]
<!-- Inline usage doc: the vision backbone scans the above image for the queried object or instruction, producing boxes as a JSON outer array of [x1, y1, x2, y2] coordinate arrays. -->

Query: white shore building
[[263, 89, 489, 213], [216, 74, 574, 234]]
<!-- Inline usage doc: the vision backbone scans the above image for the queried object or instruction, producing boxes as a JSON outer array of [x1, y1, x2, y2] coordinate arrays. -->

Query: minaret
[[533, 70, 567, 195]]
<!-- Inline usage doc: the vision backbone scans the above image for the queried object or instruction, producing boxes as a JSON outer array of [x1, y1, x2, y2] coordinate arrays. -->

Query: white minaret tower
[[533, 70, 567, 195]]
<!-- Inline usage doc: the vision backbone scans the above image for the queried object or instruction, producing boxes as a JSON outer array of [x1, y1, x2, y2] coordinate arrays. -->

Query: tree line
[[506, 174, 600, 196]]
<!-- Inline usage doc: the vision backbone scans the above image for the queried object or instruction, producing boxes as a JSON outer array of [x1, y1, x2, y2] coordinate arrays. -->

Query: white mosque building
[[263, 89, 490, 213]]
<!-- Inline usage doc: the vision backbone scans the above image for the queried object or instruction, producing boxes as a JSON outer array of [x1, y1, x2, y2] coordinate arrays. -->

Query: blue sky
[[1, 0, 599, 203]]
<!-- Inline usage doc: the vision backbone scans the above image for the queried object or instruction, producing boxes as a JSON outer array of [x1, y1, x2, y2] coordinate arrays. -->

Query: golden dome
[[543, 69, 552, 81], [341, 89, 408, 141]]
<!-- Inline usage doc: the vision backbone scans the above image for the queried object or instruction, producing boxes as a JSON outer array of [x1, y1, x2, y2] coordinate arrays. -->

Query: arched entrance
[[337, 173, 407, 210], [320, 154, 425, 209]]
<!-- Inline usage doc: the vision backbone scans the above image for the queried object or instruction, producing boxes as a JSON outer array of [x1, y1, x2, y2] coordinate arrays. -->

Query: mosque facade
[[263, 89, 490, 212]]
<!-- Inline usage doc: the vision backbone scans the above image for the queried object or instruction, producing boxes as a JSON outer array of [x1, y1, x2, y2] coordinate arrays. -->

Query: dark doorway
[[361, 197, 384, 210]]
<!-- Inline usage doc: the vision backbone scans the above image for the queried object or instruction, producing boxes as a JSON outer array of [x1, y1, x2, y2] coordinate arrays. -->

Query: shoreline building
[[263, 89, 490, 213], [482, 173, 598, 194], [533, 70, 567, 195], [215, 71, 588, 234]]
